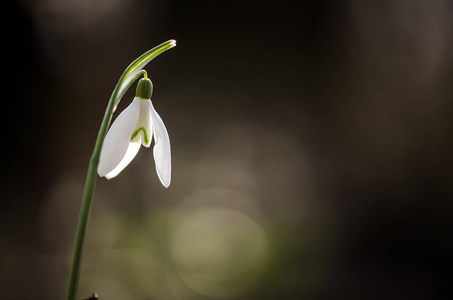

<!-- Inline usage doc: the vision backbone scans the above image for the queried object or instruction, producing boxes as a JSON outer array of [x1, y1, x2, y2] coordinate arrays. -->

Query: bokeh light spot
[[168, 189, 269, 298]]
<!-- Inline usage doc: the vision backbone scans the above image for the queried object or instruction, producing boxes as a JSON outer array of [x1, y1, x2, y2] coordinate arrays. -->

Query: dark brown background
[[3, 1, 452, 299]]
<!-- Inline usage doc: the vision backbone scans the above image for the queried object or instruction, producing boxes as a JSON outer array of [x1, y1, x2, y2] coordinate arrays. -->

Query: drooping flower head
[[97, 77, 171, 187]]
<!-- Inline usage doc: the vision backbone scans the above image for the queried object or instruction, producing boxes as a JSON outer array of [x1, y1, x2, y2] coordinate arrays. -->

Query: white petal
[[98, 98, 141, 178], [131, 99, 153, 148], [104, 142, 141, 179], [150, 101, 171, 188]]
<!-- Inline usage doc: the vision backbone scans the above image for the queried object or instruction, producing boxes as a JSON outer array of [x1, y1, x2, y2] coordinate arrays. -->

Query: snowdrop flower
[[97, 77, 171, 187]]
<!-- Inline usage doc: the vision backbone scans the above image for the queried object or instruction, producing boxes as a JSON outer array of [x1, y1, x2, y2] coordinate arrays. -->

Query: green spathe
[[136, 78, 153, 99]]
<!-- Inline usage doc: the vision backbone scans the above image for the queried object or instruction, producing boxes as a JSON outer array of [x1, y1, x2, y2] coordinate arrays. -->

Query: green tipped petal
[[131, 127, 150, 145]]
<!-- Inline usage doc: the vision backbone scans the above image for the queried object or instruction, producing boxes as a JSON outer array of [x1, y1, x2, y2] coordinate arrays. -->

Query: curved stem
[[66, 40, 176, 300], [65, 150, 98, 300], [66, 82, 118, 300]]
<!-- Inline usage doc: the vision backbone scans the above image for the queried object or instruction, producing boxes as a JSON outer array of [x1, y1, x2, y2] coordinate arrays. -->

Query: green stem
[[65, 149, 98, 300], [66, 40, 176, 300], [65, 76, 117, 300]]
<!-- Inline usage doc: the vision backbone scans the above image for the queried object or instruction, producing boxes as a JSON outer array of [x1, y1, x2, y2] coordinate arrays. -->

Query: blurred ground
[[2, 0, 453, 299]]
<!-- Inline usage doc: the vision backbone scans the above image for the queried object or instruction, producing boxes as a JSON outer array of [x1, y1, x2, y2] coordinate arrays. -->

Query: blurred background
[[2, 0, 453, 299]]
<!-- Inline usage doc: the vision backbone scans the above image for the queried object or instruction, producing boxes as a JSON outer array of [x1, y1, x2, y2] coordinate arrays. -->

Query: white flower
[[97, 78, 171, 187]]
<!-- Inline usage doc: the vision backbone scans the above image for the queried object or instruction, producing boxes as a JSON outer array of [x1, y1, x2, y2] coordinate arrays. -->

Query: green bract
[[112, 39, 176, 107]]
